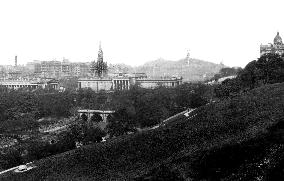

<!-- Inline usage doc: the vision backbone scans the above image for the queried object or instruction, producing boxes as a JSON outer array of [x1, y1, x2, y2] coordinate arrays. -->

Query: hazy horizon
[[1, 0, 284, 67]]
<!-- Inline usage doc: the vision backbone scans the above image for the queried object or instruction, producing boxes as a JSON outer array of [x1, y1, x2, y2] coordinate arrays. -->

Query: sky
[[0, 0, 284, 67]]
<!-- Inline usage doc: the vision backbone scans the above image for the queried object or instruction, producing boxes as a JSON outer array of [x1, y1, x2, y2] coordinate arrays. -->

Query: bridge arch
[[78, 109, 115, 122]]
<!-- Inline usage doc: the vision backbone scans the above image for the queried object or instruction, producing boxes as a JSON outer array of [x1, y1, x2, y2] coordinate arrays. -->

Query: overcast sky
[[0, 0, 284, 67]]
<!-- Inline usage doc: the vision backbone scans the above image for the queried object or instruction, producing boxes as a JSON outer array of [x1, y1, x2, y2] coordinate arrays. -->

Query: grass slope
[[3, 83, 284, 180]]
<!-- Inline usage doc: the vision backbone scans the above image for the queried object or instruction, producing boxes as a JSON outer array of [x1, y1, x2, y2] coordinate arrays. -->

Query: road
[[0, 162, 37, 178], [149, 108, 196, 130]]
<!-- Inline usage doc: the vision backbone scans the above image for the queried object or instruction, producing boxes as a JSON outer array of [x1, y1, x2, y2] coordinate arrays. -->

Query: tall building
[[260, 32, 284, 56], [61, 59, 71, 75]]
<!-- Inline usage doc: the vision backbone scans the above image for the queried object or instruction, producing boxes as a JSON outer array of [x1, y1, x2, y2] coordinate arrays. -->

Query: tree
[[0, 148, 23, 169], [214, 53, 284, 98], [175, 83, 209, 109], [55, 128, 78, 151], [238, 53, 284, 89], [136, 104, 169, 128], [238, 60, 258, 89], [57, 120, 106, 147], [25, 141, 50, 161], [135, 91, 170, 128], [0, 114, 39, 133], [106, 108, 136, 137], [82, 127, 106, 144], [214, 78, 242, 98]]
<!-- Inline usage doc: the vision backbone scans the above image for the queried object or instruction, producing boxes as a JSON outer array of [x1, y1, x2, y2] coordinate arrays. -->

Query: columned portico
[[112, 78, 130, 91]]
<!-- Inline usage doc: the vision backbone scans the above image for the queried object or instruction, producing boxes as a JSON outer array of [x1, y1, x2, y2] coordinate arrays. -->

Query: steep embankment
[[3, 83, 284, 180]]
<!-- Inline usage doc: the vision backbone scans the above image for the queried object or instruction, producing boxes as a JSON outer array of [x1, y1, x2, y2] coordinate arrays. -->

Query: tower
[[97, 41, 103, 63], [186, 49, 190, 66], [90, 42, 108, 77], [15, 56, 17, 67]]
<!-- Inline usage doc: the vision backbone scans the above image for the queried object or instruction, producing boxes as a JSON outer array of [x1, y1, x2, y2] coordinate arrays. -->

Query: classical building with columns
[[0, 78, 59, 90], [77, 43, 183, 92], [78, 74, 182, 91], [77, 77, 132, 92], [260, 32, 284, 56]]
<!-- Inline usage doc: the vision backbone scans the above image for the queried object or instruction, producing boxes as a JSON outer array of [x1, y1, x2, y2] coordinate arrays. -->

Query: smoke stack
[[15, 56, 17, 67]]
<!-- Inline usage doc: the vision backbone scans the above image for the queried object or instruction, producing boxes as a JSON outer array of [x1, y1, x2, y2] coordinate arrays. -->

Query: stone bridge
[[77, 109, 115, 122]]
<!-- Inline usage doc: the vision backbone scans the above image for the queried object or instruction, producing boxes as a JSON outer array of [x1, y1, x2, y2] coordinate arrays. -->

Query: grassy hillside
[[3, 83, 284, 180]]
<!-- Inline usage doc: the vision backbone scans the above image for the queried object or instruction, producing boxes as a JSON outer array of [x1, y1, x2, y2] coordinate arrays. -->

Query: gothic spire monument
[[90, 42, 108, 77], [97, 41, 103, 63]]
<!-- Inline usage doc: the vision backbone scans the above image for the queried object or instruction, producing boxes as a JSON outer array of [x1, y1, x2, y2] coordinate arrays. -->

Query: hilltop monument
[[186, 49, 190, 66]]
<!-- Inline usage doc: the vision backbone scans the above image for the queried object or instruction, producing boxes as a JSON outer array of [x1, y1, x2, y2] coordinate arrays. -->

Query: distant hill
[[5, 82, 284, 180], [108, 63, 134, 74], [109, 58, 225, 82]]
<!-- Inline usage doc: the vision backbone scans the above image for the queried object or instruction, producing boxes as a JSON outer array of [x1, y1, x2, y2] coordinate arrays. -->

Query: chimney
[[15, 56, 17, 67]]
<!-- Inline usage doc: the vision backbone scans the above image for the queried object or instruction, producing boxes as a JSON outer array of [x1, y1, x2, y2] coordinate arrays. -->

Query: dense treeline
[[106, 83, 213, 136], [0, 82, 213, 133], [215, 53, 284, 98]]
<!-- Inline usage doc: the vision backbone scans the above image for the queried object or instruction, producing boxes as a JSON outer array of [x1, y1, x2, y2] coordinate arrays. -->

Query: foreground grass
[[3, 83, 284, 180]]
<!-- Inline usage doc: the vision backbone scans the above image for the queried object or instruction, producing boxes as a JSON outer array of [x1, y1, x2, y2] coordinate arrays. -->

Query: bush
[[0, 148, 23, 170], [82, 126, 106, 144], [106, 108, 136, 137]]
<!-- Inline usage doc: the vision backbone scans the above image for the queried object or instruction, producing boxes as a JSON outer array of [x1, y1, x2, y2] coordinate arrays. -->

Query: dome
[[274, 32, 283, 45]]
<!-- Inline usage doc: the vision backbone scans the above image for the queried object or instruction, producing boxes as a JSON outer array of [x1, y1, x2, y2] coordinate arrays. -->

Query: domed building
[[274, 32, 283, 45], [260, 32, 284, 56]]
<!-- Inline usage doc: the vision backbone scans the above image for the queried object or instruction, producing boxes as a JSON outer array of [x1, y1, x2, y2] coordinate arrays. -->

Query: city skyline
[[1, 0, 284, 67]]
